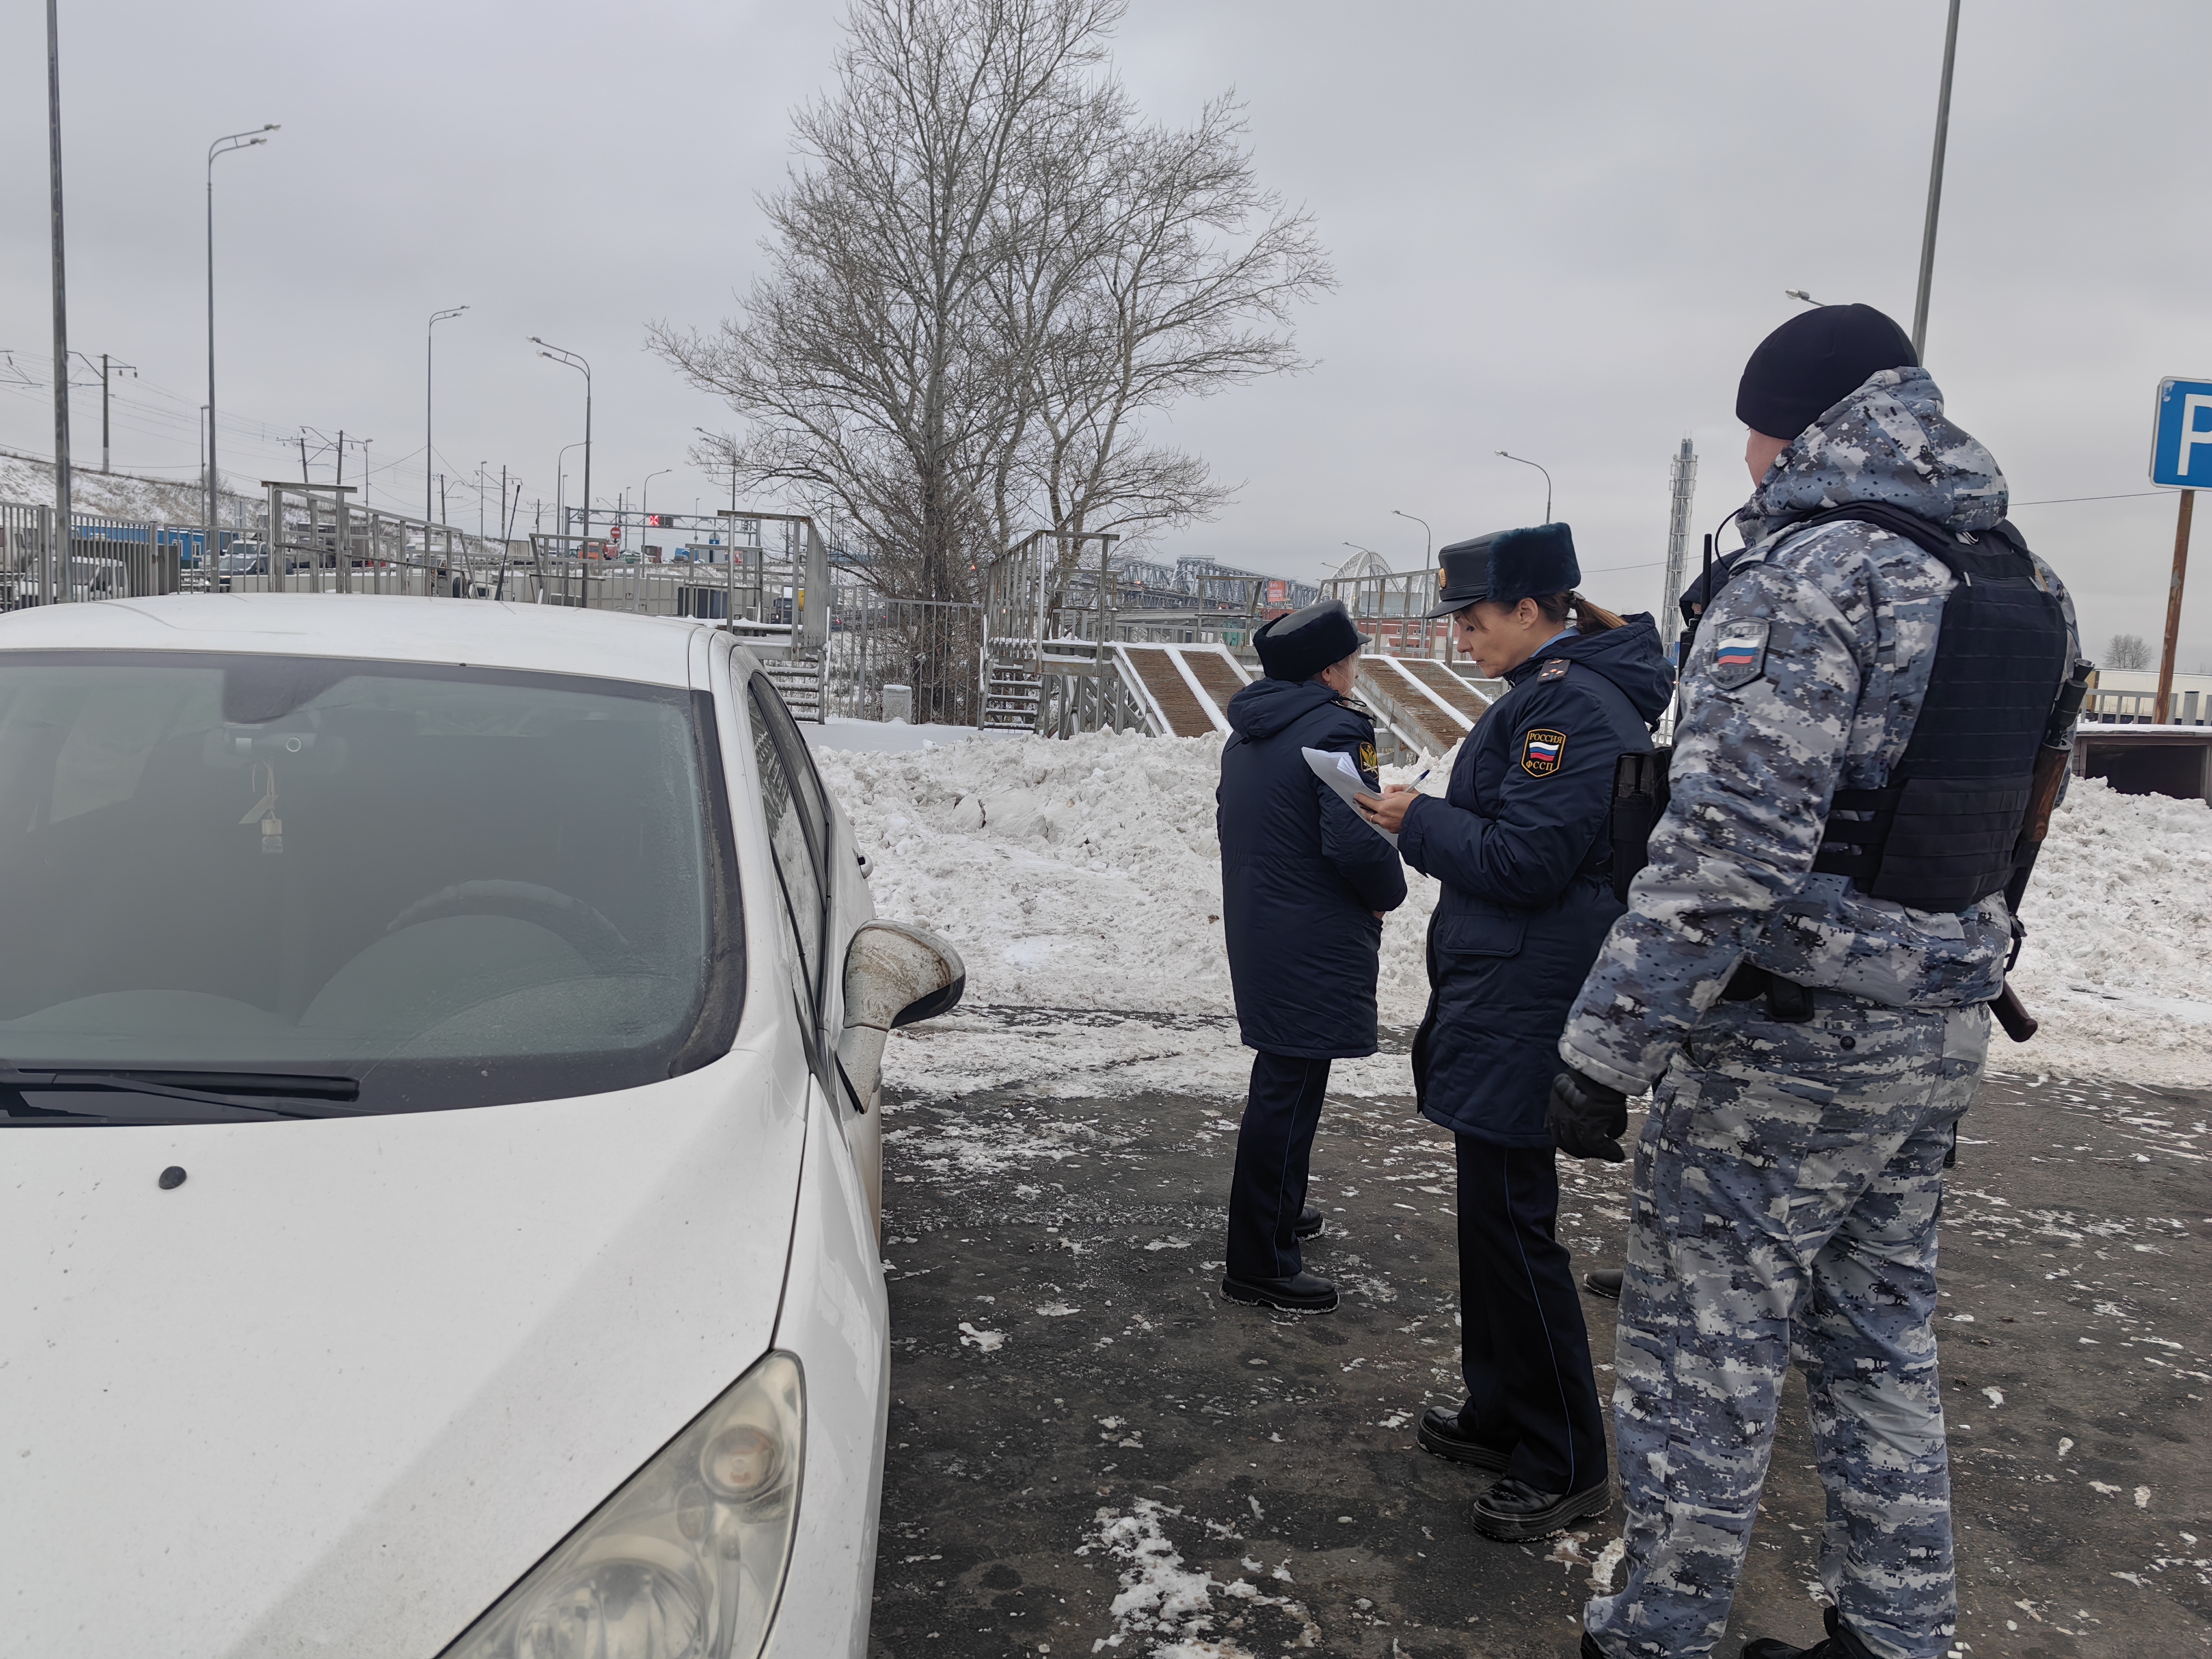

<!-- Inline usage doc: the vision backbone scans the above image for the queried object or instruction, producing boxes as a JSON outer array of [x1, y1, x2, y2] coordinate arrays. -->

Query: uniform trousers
[[1585, 994, 1985, 1659], [1225, 1051, 1330, 1282], [1452, 1134, 1608, 1496]]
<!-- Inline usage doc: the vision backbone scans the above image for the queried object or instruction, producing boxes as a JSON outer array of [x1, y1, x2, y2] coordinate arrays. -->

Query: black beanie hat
[[1255, 597, 1361, 682], [1736, 304, 1918, 441]]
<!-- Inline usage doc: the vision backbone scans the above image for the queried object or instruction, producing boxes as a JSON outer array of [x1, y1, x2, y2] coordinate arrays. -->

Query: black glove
[[1548, 1067, 1629, 1162]]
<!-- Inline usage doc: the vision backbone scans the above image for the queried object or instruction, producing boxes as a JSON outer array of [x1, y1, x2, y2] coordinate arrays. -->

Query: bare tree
[[652, 0, 1330, 708], [1015, 95, 1332, 612], [2106, 632, 2152, 671], [652, 0, 1121, 606]]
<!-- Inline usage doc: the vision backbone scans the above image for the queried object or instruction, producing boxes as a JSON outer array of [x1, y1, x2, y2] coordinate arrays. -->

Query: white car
[[0, 594, 960, 1658]]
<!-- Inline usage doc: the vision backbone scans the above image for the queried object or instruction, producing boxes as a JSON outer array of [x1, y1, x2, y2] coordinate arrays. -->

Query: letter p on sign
[[2152, 377, 2212, 488]]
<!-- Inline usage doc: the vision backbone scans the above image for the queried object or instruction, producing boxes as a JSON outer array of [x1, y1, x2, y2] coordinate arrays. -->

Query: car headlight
[[440, 1352, 805, 1659]]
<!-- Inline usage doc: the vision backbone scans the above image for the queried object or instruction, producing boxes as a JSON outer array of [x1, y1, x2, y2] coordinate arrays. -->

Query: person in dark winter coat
[[1216, 597, 1407, 1314], [1359, 523, 1673, 1543]]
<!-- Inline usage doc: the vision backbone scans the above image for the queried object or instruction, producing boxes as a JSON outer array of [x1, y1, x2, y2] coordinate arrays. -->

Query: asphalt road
[[868, 1012, 2210, 1659]]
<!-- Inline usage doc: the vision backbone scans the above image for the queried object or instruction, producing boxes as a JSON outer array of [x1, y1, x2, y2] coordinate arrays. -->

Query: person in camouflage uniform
[[1548, 306, 2079, 1659]]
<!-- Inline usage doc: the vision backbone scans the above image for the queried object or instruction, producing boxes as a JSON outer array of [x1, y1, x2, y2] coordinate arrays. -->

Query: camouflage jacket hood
[[1738, 367, 2008, 545]]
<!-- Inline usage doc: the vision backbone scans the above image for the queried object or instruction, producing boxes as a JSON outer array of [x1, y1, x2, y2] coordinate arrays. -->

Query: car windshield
[[0, 651, 738, 1118]]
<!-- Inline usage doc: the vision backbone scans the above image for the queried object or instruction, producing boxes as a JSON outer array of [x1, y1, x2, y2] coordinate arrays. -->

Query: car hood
[[2, 1042, 806, 1657]]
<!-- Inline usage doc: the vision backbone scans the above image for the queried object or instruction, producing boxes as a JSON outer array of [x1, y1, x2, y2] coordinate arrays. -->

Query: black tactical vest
[[1613, 504, 2071, 914], [1795, 504, 2071, 911]]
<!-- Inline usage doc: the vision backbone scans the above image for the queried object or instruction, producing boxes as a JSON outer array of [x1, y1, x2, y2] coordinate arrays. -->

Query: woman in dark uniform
[[1358, 523, 1672, 1542]]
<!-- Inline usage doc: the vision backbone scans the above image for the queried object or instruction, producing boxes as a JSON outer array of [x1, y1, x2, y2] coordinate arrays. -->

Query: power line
[[2009, 490, 2166, 508]]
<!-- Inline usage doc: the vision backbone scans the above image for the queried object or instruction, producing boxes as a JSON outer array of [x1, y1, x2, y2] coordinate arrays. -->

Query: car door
[[744, 670, 886, 1227]]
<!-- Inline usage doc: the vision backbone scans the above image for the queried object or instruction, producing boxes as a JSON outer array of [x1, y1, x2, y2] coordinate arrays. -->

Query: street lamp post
[[1495, 451, 1553, 524], [207, 125, 277, 539], [531, 338, 591, 555], [48, 0, 70, 576], [1911, 0, 1964, 360], [426, 306, 468, 528], [555, 440, 585, 559], [1393, 508, 1433, 656], [638, 466, 671, 613]]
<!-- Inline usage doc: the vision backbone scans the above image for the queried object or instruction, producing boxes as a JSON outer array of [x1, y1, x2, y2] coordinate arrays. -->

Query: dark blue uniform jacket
[[1217, 678, 1408, 1058], [1400, 618, 1674, 1145]]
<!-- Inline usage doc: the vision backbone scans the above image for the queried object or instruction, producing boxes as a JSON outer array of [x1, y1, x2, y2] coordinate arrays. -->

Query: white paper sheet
[[1302, 746, 1397, 847]]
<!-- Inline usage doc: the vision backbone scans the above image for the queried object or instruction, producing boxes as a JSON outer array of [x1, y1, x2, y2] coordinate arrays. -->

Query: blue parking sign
[[2151, 376, 2212, 488]]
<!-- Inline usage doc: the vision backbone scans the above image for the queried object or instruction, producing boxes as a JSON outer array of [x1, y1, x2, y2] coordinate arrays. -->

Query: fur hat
[[1255, 597, 1362, 682], [1424, 523, 1580, 617]]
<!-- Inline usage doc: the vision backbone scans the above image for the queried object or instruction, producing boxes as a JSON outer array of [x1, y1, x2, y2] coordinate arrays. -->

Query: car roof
[[0, 594, 706, 689]]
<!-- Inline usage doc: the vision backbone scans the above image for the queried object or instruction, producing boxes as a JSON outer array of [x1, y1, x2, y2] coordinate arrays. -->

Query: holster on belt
[[1721, 963, 1815, 1024]]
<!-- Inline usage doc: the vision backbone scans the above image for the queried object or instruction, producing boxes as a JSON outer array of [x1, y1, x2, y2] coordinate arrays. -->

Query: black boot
[[1583, 1267, 1624, 1300], [1415, 1406, 1511, 1472], [1742, 1606, 1881, 1659], [1468, 1475, 1613, 1542], [1293, 1205, 1326, 1242], [1221, 1271, 1338, 1313]]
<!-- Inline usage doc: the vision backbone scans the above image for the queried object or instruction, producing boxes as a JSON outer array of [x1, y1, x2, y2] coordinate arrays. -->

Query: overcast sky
[[3, 0, 2207, 663]]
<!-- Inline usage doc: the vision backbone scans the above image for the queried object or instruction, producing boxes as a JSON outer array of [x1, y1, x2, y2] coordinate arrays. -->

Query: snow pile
[[812, 728, 1440, 1027], [818, 730, 2212, 1091], [0, 455, 231, 525], [2005, 776, 2212, 1084], [1076, 1498, 1315, 1656]]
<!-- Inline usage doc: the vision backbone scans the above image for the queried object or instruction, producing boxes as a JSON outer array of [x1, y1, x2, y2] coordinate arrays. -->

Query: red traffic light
[[646, 512, 678, 528]]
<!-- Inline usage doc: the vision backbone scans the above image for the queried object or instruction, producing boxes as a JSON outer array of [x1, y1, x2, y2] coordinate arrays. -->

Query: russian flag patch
[[1521, 727, 1567, 777], [1709, 619, 1770, 691]]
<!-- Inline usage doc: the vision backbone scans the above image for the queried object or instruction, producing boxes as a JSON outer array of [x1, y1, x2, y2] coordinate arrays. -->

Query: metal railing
[[826, 582, 986, 726], [2, 501, 193, 610], [1319, 567, 1448, 660]]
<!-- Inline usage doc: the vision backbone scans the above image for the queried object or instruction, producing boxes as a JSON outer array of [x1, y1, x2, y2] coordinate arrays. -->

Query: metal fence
[[2, 501, 195, 610], [826, 583, 986, 726]]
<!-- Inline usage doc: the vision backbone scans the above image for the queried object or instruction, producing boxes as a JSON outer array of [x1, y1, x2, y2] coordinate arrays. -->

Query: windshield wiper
[[0, 1065, 365, 1125]]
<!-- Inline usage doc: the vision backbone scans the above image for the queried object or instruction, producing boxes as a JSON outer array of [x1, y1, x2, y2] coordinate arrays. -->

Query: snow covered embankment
[[813, 731, 2212, 1093]]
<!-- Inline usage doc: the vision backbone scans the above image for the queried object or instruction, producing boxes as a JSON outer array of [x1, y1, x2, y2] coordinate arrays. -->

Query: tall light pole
[[640, 466, 671, 555], [1495, 451, 1553, 524], [555, 440, 585, 558], [531, 338, 591, 552], [426, 306, 468, 524], [207, 125, 277, 536], [47, 0, 70, 562], [1393, 509, 1433, 656], [1910, 0, 1963, 360]]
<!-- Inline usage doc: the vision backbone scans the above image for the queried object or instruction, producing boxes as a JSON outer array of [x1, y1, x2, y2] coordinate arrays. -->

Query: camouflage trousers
[[1584, 992, 1988, 1659]]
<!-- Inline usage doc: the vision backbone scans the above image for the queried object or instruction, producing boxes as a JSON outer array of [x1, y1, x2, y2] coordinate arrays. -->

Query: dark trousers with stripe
[[1225, 1052, 1330, 1282], [1453, 1134, 1608, 1495]]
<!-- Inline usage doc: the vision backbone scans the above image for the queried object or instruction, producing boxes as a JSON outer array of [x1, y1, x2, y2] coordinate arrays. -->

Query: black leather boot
[[1415, 1406, 1511, 1471], [1220, 1271, 1338, 1313], [1583, 1267, 1624, 1299], [1741, 1606, 1881, 1659], [1293, 1204, 1326, 1241], [1468, 1475, 1613, 1542]]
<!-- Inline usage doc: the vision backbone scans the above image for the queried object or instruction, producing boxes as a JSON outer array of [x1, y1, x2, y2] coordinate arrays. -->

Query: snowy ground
[[0, 454, 227, 524], [813, 728, 2212, 1097], [867, 1067, 2211, 1657]]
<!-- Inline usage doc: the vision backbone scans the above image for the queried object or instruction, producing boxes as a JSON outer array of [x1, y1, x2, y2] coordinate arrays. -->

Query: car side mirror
[[833, 921, 965, 1114]]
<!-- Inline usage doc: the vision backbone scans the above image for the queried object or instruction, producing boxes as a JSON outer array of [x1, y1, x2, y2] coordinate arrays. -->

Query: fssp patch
[[1357, 742, 1378, 777], [1520, 727, 1567, 777], [1709, 620, 1771, 691]]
